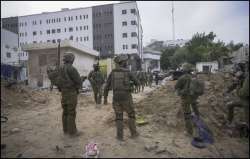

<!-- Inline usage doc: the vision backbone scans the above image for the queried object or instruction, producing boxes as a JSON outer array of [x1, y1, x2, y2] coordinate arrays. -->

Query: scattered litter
[[136, 115, 148, 126], [11, 128, 20, 133], [84, 142, 100, 158]]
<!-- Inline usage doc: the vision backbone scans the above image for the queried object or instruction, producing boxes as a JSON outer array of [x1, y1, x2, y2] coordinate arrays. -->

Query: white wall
[[113, 2, 142, 55], [19, 7, 93, 50], [196, 61, 218, 73], [73, 50, 97, 77], [1, 28, 20, 65]]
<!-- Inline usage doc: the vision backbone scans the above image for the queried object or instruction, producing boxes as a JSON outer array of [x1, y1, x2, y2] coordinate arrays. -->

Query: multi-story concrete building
[[1, 28, 27, 80], [2, 1, 143, 66]]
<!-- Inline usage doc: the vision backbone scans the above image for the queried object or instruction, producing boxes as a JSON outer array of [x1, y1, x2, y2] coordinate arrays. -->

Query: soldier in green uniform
[[59, 53, 82, 136], [103, 54, 139, 141], [88, 64, 105, 104], [175, 63, 204, 136], [226, 70, 249, 127], [148, 72, 153, 87], [139, 71, 146, 92]]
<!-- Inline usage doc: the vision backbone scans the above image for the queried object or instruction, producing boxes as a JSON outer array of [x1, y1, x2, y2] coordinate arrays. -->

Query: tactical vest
[[112, 70, 130, 91]]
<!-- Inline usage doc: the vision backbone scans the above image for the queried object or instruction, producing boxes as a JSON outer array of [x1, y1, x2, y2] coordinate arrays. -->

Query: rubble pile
[[1, 80, 48, 109], [135, 73, 245, 137]]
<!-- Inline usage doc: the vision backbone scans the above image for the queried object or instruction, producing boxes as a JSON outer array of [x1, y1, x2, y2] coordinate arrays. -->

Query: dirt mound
[[135, 73, 245, 137], [1, 80, 48, 110]]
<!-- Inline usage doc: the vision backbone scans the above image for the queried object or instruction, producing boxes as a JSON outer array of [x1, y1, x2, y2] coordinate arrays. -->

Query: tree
[[160, 47, 178, 70]]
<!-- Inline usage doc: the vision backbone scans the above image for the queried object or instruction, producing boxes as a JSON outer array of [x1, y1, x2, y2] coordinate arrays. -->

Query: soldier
[[88, 64, 105, 105], [59, 53, 82, 136], [175, 63, 204, 136], [148, 72, 154, 87], [103, 54, 139, 141], [155, 72, 159, 85], [138, 71, 146, 92], [226, 69, 249, 127]]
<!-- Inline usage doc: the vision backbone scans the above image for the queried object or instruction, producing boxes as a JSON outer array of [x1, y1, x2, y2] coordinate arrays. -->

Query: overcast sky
[[1, 1, 249, 46]]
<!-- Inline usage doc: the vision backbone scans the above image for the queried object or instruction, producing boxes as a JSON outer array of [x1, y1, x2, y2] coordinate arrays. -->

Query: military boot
[[128, 118, 139, 138], [116, 120, 124, 141]]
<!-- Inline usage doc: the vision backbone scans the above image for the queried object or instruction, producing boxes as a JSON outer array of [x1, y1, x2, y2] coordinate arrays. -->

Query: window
[[86, 14, 88, 19], [57, 28, 61, 33], [6, 52, 11, 58], [80, 15, 82, 19], [69, 36, 73, 40], [122, 10, 127, 14], [25, 22, 27, 26], [84, 37, 86, 41], [76, 26, 78, 31], [132, 44, 138, 49], [47, 40, 50, 42], [33, 41, 37, 44], [87, 36, 89, 41], [80, 37, 82, 41], [52, 39, 56, 43], [47, 30, 50, 34], [33, 31, 37, 36], [71, 16, 73, 21], [76, 37, 78, 42], [40, 31, 42, 35], [64, 17, 66, 21], [131, 9, 136, 14], [80, 26, 82, 30], [76, 16, 78, 20], [59, 18, 61, 22], [122, 33, 127, 38], [83, 15, 85, 19], [122, 21, 127, 26], [65, 28, 67, 32], [84, 26, 86, 30], [25, 32, 27, 36], [86, 25, 88, 30], [69, 27, 73, 32], [40, 20, 42, 24], [46, 20, 48, 24], [131, 32, 137, 37], [131, 20, 136, 25], [68, 16, 70, 21], [52, 29, 56, 34]]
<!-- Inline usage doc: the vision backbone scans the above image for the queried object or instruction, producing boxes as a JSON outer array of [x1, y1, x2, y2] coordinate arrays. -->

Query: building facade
[[3, 2, 142, 62], [142, 49, 161, 72], [1, 28, 28, 81], [196, 61, 219, 73], [22, 40, 98, 88]]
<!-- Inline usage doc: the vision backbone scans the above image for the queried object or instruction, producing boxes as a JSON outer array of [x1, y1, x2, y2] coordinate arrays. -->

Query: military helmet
[[63, 53, 75, 63], [114, 54, 129, 64], [182, 63, 194, 72]]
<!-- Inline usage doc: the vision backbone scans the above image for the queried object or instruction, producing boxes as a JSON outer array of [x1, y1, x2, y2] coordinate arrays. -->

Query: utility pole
[[172, 1, 175, 41]]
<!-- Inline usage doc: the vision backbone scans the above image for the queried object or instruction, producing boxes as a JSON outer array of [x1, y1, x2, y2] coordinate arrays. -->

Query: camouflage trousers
[[181, 96, 200, 136], [226, 97, 249, 126], [92, 86, 103, 104], [112, 92, 137, 140], [61, 89, 78, 135]]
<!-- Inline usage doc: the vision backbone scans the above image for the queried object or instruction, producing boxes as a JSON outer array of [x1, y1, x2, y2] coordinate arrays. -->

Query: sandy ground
[[1, 79, 249, 158]]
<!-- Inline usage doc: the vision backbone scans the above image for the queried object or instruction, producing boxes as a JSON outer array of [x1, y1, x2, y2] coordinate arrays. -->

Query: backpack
[[47, 66, 62, 88], [189, 79, 204, 97], [47, 66, 73, 89], [112, 70, 130, 91]]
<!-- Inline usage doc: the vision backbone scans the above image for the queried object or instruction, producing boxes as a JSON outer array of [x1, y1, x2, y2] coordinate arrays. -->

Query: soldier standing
[[88, 64, 105, 105], [103, 54, 139, 141], [226, 69, 249, 127], [148, 72, 153, 87], [175, 63, 204, 136], [59, 53, 82, 136]]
